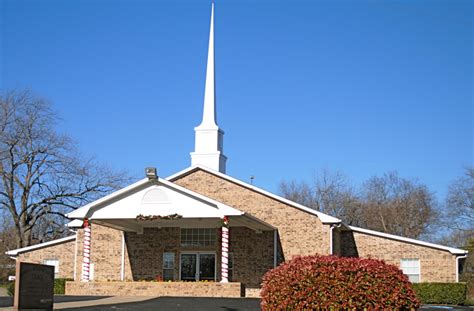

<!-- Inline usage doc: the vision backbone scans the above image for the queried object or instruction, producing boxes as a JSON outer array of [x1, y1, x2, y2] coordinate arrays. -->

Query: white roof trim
[[167, 165, 341, 224], [67, 175, 244, 220], [6, 235, 76, 256], [66, 219, 84, 228], [349, 226, 468, 255], [67, 178, 149, 219]]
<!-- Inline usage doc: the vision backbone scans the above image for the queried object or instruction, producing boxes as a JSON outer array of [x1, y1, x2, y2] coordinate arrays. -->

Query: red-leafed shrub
[[261, 255, 420, 310]]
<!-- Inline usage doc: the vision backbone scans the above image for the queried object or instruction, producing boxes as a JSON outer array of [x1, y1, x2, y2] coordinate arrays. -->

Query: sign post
[[13, 262, 54, 310]]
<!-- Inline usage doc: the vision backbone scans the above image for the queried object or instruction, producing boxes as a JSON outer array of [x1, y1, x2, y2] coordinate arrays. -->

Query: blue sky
[[1, 0, 472, 202]]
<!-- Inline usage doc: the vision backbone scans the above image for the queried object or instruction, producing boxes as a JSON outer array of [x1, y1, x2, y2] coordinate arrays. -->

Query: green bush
[[412, 283, 467, 305], [7, 282, 14, 296], [261, 255, 420, 310], [54, 278, 73, 295], [7, 278, 73, 296]]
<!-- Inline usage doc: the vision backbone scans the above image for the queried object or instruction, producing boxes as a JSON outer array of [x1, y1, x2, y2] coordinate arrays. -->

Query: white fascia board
[[66, 219, 84, 228], [67, 175, 243, 221], [66, 178, 150, 219], [349, 226, 468, 255], [167, 166, 341, 224], [6, 235, 77, 256]]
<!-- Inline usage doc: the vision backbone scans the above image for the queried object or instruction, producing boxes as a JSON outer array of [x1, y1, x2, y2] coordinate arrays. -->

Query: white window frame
[[43, 259, 59, 277], [180, 228, 216, 247], [163, 252, 175, 281], [400, 258, 420, 283]]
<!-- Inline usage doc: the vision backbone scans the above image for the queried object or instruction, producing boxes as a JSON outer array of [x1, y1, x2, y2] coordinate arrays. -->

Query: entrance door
[[180, 252, 215, 281], [180, 254, 197, 281], [198, 253, 215, 281]]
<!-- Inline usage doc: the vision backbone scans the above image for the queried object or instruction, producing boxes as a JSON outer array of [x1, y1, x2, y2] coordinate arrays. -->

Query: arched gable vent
[[141, 188, 169, 204]]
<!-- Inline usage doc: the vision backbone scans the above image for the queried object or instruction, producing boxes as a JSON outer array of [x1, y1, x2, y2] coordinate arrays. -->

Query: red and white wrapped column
[[221, 216, 229, 283], [81, 218, 91, 281]]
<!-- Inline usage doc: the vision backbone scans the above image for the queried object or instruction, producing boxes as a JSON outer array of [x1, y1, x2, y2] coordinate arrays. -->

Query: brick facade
[[73, 224, 273, 288], [350, 230, 457, 282], [17, 238, 76, 279], [12, 168, 464, 297], [173, 169, 331, 259]]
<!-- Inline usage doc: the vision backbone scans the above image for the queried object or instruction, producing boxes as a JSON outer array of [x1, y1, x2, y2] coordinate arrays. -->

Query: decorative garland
[[136, 214, 183, 221], [221, 216, 229, 228]]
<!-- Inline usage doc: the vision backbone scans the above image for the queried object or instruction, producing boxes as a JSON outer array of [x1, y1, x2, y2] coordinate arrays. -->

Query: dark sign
[[14, 262, 54, 310]]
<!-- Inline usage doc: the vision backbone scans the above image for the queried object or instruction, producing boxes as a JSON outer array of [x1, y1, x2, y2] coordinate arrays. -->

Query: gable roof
[[6, 235, 76, 256], [167, 165, 341, 224], [66, 176, 244, 220], [350, 226, 468, 255]]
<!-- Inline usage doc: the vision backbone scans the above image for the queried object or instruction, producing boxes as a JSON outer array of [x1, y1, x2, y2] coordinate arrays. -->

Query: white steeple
[[191, 2, 227, 173]]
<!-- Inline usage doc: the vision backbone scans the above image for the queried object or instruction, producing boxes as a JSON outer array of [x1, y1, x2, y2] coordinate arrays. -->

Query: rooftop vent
[[145, 167, 157, 180]]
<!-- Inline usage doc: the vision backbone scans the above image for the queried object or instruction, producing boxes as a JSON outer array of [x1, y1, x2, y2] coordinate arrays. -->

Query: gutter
[[456, 255, 468, 282], [329, 223, 342, 255]]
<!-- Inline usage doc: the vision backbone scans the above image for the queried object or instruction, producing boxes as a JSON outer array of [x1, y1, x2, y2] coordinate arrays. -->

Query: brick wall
[[74, 229, 84, 281], [124, 227, 218, 281], [173, 169, 331, 259], [90, 224, 123, 281], [230, 227, 274, 288], [350, 231, 457, 282], [74, 224, 273, 288], [66, 281, 243, 297], [17, 238, 76, 279]]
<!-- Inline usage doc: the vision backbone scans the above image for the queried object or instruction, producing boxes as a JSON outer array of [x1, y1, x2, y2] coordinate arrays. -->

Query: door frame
[[179, 251, 217, 281]]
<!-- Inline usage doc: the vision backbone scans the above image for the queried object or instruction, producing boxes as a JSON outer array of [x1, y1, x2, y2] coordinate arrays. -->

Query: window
[[163, 252, 175, 281], [400, 259, 420, 283], [228, 253, 233, 282], [43, 259, 59, 277], [181, 228, 216, 247]]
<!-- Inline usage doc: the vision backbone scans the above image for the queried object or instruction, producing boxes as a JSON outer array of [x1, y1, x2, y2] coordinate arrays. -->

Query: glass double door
[[180, 252, 216, 281]]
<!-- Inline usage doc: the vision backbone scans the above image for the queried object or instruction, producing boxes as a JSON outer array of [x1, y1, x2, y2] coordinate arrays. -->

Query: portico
[[66, 172, 275, 285]]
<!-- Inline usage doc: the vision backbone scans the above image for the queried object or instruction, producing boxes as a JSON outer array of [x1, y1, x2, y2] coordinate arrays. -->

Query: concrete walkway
[[54, 296, 154, 309]]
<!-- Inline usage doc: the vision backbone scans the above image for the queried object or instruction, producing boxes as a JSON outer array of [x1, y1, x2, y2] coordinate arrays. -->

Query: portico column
[[220, 216, 229, 283], [81, 218, 91, 281]]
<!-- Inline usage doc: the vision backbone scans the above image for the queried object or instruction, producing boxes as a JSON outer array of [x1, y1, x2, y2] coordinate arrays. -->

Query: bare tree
[[438, 167, 474, 249], [279, 180, 318, 210], [359, 172, 438, 239], [279, 169, 362, 224], [0, 90, 127, 248], [0, 218, 16, 280], [446, 167, 474, 234], [280, 170, 438, 239]]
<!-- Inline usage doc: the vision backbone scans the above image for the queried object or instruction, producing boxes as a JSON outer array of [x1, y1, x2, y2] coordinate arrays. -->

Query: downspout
[[456, 255, 467, 282], [273, 230, 278, 268], [121, 231, 125, 281], [73, 232, 78, 281], [329, 223, 342, 255], [329, 224, 334, 255]]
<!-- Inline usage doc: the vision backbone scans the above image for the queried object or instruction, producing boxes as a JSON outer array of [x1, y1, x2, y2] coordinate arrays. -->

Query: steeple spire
[[199, 2, 217, 128], [191, 2, 227, 173]]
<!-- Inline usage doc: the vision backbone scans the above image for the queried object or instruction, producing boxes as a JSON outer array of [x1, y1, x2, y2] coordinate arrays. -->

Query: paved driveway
[[0, 296, 261, 310], [0, 296, 472, 310]]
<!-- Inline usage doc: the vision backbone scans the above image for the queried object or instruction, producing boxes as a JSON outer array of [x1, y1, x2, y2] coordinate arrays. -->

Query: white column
[[220, 216, 229, 283], [81, 219, 91, 281], [120, 231, 125, 281]]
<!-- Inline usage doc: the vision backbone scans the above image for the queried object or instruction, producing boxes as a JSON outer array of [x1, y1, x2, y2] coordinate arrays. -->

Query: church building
[[6, 4, 467, 298]]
